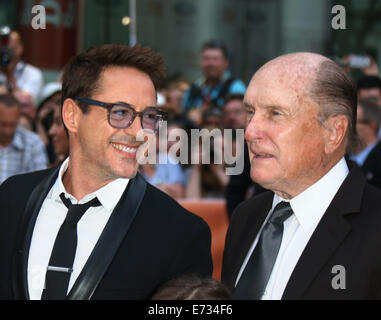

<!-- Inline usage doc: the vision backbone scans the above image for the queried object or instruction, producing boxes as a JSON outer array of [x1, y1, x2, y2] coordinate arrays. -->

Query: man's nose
[[245, 114, 264, 142]]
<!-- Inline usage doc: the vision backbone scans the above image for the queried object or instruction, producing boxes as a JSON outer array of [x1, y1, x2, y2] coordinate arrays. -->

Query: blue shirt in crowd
[[0, 126, 48, 184], [142, 153, 185, 186], [350, 139, 380, 167], [182, 71, 246, 111]]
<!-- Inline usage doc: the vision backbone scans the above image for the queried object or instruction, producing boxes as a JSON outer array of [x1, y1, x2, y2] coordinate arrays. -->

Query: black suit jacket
[[222, 163, 381, 299], [361, 140, 381, 189], [0, 168, 212, 300]]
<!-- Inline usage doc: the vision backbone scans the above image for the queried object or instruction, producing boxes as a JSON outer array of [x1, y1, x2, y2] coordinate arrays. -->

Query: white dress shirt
[[27, 158, 129, 300], [235, 157, 349, 299]]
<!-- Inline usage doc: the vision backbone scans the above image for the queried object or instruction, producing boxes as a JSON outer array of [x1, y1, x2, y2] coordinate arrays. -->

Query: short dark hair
[[151, 275, 232, 300], [223, 93, 244, 106], [202, 40, 229, 59], [61, 44, 166, 112], [358, 98, 381, 125], [357, 75, 381, 91], [308, 60, 358, 153], [202, 106, 223, 121], [0, 94, 20, 108]]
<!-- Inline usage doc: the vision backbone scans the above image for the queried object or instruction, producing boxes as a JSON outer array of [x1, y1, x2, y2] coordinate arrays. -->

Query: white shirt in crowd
[[0, 61, 43, 102], [235, 157, 349, 300], [27, 158, 129, 300]]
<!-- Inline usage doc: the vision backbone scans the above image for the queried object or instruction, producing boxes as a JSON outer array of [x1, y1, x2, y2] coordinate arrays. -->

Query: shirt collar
[[272, 157, 349, 234], [15, 61, 25, 73], [350, 139, 380, 167], [10, 126, 25, 150], [50, 157, 129, 213]]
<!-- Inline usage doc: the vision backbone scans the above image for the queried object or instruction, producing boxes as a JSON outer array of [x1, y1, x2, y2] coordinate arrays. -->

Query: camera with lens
[[0, 26, 13, 67]]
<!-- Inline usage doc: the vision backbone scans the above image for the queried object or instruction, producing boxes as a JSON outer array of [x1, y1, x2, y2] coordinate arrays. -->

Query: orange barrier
[[178, 199, 230, 281]]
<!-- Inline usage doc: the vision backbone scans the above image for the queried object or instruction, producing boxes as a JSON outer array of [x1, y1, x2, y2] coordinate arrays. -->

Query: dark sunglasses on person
[[72, 97, 168, 133]]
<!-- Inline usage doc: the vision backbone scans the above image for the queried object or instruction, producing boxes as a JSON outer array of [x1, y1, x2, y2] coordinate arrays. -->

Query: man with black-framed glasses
[[0, 44, 212, 300]]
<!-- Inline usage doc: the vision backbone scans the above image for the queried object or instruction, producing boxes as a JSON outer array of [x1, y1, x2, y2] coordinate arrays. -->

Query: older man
[[222, 52, 381, 299]]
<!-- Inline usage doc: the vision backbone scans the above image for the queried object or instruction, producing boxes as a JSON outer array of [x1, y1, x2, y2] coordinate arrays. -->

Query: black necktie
[[234, 201, 293, 300], [41, 192, 102, 300]]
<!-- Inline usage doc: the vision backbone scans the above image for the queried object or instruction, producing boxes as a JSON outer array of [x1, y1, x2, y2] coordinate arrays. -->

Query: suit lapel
[[12, 168, 59, 299], [282, 164, 365, 299], [67, 172, 147, 300], [228, 192, 274, 289]]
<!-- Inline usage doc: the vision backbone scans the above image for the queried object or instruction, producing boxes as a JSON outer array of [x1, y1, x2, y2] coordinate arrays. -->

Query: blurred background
[[0, 0, 380, 84]]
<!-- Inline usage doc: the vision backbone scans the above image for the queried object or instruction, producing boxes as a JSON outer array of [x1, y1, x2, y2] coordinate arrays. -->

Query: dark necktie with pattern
[[234, 201, 294, 299], [41, 192, 102, 300]]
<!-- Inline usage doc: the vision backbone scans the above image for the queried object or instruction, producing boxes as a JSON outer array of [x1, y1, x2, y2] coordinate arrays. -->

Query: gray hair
[[308, 60, 358, 153]]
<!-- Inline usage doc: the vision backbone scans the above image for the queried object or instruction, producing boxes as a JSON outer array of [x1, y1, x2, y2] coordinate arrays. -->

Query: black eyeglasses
[[73, 97, 168, 133], [357, 119, 372, 125]]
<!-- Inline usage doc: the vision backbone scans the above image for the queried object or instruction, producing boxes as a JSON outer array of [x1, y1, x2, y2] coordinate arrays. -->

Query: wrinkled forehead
[[258, 57, 318, 86], [247, 54, 326, 104]]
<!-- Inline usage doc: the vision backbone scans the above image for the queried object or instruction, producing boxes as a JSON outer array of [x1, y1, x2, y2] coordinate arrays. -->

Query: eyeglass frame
[[72, 97, 168, 133], [356, 119, 372, 125]]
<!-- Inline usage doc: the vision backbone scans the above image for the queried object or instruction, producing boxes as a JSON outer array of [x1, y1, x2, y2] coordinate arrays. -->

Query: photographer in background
[[0, 28, 43, 104]]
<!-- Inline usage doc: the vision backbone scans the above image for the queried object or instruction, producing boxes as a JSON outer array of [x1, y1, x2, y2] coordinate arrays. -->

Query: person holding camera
[[0, 29, 43, 103]]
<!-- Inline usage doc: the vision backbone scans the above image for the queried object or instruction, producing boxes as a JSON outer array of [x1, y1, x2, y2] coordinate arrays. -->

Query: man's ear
[[62, 99, 80, 134], [323, 115, 349, 154]]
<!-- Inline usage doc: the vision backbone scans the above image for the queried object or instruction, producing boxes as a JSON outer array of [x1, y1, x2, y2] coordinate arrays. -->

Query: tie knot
[[269, 201, 293, 225], [59, 193, 101, 225]]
